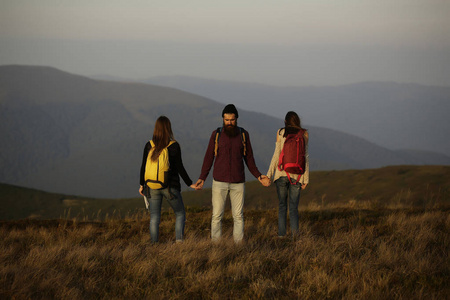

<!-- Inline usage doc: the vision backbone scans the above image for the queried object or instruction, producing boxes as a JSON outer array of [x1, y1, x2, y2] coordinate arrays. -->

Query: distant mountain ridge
[[140, 75, 450, 156], [1, 65, 449, 198]]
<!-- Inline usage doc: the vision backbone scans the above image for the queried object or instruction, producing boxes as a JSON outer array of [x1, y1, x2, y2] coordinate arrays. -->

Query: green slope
[[1, 165, 448, 220]]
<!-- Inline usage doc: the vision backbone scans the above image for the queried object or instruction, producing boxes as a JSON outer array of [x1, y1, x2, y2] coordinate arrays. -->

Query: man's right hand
[[194, 179, 205, 190]]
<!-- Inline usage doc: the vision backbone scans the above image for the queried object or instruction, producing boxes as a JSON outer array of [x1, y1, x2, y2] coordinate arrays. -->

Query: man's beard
[[223, 122, 238, 137]]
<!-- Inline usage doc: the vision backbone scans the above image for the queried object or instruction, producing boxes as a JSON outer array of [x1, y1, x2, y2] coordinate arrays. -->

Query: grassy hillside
[[0, 206, 448, 298], [0, 184, 142, 221], [1, 165, 448, 220], [1, 165, 449, 298]]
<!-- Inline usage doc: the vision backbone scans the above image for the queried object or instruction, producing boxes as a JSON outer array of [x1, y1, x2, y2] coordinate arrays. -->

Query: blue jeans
[[275, 176, 301, 236], [148, 188, 185, 242], [211, 180, 245, 242]]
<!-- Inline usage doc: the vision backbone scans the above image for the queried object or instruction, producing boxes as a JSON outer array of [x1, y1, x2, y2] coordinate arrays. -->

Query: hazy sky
[[1, 0, 449, 86]]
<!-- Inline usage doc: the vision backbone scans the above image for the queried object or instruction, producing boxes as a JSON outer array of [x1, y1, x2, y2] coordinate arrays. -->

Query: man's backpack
[[144, 140, 175, 189], [214, 127, 247, 157], [278, 129, 306, 185]]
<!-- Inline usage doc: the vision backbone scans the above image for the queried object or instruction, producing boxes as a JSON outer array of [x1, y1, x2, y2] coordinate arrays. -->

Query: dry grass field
[[1, 166, 448, 298], [1, 202, 448, 299]]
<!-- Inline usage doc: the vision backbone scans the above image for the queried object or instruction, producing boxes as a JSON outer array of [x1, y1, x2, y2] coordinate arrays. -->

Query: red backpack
[[278, 128, 306, 185]]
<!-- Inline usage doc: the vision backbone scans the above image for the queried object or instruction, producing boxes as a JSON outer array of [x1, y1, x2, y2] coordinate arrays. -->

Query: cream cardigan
[[266, 128, 309, 185]]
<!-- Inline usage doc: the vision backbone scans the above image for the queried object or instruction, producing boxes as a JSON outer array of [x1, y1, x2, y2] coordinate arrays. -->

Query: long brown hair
[[151, 116, 175, 161], [283, 111, 305, 137]]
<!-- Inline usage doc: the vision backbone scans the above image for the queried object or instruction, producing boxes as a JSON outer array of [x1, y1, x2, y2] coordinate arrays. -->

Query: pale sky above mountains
[[1, 0, 449, 86]]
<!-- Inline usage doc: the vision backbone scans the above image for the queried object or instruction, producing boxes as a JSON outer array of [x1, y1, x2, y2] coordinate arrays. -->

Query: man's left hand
[[258, 175, 271, 187]]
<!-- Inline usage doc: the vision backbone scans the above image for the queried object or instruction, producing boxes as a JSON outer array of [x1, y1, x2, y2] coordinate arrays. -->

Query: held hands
[[192, 179, 204, 190], [139, 185, 144, 196], [258, 175, 271, 187]]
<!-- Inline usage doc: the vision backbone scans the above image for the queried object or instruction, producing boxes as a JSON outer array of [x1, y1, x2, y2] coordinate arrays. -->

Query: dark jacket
[[140, 141, 192, 191], [199, 127, 262, 183]]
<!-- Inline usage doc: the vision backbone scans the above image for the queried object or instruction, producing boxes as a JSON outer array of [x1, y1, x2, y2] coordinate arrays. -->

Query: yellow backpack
[[144, 140, 175, 189]]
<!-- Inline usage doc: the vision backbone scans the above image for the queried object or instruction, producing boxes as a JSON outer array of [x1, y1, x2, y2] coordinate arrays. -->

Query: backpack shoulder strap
[[214, 127, 222, 157], [298, 128, 305, 136], [147, 140, 155, 162], [214, 127, 247, 157], [150, 140, 175, 149], [238, 127, 247, 156]]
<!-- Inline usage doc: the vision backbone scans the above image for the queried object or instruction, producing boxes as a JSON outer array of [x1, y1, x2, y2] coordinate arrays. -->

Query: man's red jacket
[[199, 127, 262, 183]]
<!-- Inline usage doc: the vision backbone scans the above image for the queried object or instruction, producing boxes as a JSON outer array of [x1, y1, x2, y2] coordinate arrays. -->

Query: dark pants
[[275, 176, 301, 236]]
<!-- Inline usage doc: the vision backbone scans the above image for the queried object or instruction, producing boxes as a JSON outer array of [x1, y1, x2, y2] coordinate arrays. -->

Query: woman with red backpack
[[266, 111, 309, 237]]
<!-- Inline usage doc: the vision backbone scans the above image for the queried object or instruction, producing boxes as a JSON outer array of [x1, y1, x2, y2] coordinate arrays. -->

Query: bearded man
[[195, 104, 270, 243]]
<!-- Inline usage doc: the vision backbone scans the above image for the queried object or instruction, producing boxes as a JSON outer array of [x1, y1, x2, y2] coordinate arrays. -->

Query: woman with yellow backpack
[[139, 116, 197, 243]]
